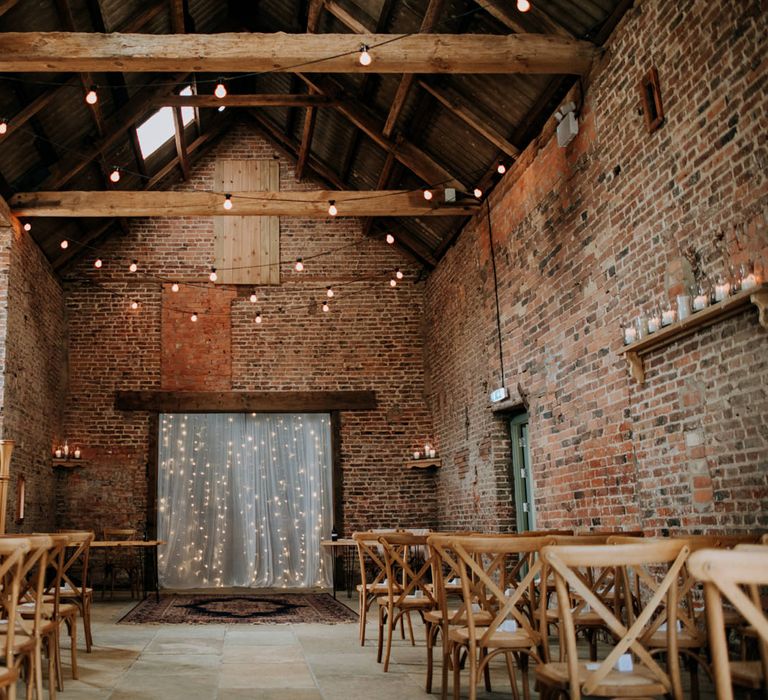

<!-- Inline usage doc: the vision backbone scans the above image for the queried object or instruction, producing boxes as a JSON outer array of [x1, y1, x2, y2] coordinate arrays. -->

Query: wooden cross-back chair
[[53, 531, 94, 654], [376, 533, 437, 672], [445, 535, 553, 700], [102, 528, 143, 599], [0, 538, 30, 700], [688, 547, 768, 700], [0, 534, 54, 700], [536, 540, 689, 700], [353, 530, 401, 647]]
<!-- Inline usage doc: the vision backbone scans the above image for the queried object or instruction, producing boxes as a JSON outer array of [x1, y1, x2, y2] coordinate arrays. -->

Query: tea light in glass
[[622, 322, 637, 345], [661, 304, 676, 326], [647, 308, 661, 334], [54, 447, 62, 459], [413, 451, 421, 460], [692, 283, 709, 312], [741, 261, 758, 291], [714, 274, 730, 302], [676, 294, 692, 321], [635, 316, 648, 340]]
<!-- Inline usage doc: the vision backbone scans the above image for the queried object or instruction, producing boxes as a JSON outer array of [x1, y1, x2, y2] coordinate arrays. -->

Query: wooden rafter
[[172, 107, 190, 180], [417, 80, 520, 156], [11, 190, 480, 218], [153, 94, 337, 108], [307, 0, 323, 32], [295, 104, 318, 181], [39, 73, 190, 190], [0, 33, 598, 75], [0, 0, 19, 19], [323, 0, 373, 34], [298, 74, 466, 191], [170, 0, 186, 33], [0, 1, 166, 142]]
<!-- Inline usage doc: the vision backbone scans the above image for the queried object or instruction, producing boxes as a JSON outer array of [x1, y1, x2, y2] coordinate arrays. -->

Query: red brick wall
[[58, 123, 437, 536], [424, 0, 768, 534], [0, 219, 67, 532]]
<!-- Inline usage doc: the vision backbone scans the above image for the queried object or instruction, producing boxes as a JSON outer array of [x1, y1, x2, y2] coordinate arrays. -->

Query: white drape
[[157, 413, 333, 589]]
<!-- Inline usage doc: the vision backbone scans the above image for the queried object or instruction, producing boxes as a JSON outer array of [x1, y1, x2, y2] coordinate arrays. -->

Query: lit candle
[[413, 451, 421, 460], [54, 447, 62, 459], [623, 326, 637, 345], [714, 278, 730, 302], [742, 273, 758, 291], [428, 448, 436, 459], [63, 441, 69, 457], [692, 293, 708, 311], [647, 314, 660, 333], [74, 447, 81, 459], [661, 308, 676, 326]]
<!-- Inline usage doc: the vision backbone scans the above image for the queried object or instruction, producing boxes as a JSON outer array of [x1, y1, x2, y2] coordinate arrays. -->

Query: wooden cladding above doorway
[[115, 390, 378, 413]]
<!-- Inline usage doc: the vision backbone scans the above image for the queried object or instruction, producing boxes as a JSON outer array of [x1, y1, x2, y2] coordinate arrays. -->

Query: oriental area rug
[[118, 592, 358, 625]]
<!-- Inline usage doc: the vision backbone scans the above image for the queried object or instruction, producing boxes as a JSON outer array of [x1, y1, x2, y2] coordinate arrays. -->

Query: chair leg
[[504, 653, 520, 700], [83, 596, 93, 652], [480, 647, 492, 692], [452, 644, 462, 700], [45, 635, 56, 700], [33, 641, 43, 700], [377, 605, 384, 664], [383, 607, 395, 672], [358, 590, 366, 646], [425, 621, 434, 693], [468, 643, 478, 700], [441, 631, 451, 700], [69, 617, 78, 680], [520, 653, 532, 700], [406, 610, 415, 646]]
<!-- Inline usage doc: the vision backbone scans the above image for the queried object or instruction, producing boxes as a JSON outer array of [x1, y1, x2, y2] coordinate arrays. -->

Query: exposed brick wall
[[425, 0, 768, 534], [58, 122, 437, 536], [0, 219, 67, 532]]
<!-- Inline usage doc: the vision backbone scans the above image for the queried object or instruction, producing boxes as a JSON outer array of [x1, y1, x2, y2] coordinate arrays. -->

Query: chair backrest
[[439, 535, 554, 648], [541, 540, 689, 700], [377, 533, 436, 607], [0, 538, 30, 667], [688, 547, 768, 700], [353, 532, 389, 592], [54, 530, 94, 597]]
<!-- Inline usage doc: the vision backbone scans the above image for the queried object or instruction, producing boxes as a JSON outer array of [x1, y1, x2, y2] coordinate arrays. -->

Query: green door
[[509, 413, 535, 532]]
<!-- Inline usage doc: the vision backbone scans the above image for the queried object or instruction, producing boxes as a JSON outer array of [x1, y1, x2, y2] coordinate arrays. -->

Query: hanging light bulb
[[94, 258, 103, 269], [191, 312, 198, 322], [85, 87, 98, 105], [129, 260, 138, 273], [497, 161, 507, 174], [423, 189, 433, 201], [326, 286, 334, 298], [60, 240, 69, 250], [327, 200, 337, 216], [395, 268, 404, 280], [171, 282, 180, 292], [131, 300, 139, 310], [249, 292, 257, 303], [108, 167, 121, 183], [359, 45, 372, 66], [517, 0, 531, 11], [473, 187, 483, 198], [385, 233, 395, 244], [295, 258, 304, 272], [209, 267, 218, 282], [0, 120, 7, 135], [255, 311, 262, 324], [23, 222, 31, 232], [214, 80, 227, 99], [223, 193, 233, 210], [390, 278, 397, 287]]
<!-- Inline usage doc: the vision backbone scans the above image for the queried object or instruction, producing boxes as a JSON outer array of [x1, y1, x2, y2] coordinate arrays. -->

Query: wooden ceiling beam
[[153, 94, 337, 108], [0, 33, 598, 75], [172, 107, 190, 180], [39, 72, 190, 190], [298, 74, 466, 191], [11, 190, 480, 218], [307, 0, 323, 32], [295, 105, 318, 181], [417, 79, 520, 156], [323, 0, 373, 34]]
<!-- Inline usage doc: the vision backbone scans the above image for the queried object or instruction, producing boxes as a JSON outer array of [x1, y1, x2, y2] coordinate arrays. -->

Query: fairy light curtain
[[157, 412, 333, 589]]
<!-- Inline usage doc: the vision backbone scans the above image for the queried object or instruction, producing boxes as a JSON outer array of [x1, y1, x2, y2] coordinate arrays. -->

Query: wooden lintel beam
[[11, 190, 480, 218], [418, 79, 520, 156], [295, 106, 317, 181], [115, 389, 378, 412], [299, 73, 467, 191], [0, 33, 597, 75], [172, 106, 190, 180], [153, 94, 337, 108]]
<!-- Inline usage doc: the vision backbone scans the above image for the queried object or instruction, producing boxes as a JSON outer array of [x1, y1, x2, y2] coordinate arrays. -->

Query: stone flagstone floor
[[39, 593, 717, 699]]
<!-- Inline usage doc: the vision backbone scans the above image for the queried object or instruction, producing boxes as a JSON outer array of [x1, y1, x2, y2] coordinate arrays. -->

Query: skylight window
[[136, 86, 195, 159]]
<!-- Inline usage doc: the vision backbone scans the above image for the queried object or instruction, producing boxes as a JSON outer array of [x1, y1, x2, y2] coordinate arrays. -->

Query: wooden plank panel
[[214, 160, 279, 285], [0, 32, 598, 75], [115, 390, 378, 412]]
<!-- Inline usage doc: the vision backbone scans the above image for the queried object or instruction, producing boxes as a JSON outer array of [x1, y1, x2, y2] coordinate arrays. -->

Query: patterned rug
[[118, 592, 358, 625]]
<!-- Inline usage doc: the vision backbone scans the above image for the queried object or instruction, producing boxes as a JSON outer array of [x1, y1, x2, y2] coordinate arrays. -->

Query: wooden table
[[321, 539, 357, 599], [91, 540, 165, 602]]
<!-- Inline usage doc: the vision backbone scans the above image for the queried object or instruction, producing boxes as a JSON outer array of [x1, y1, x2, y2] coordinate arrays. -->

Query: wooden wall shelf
[[405, 458, 442, 470], [52, 459, 85, 469], [618, 283, 767, 383]]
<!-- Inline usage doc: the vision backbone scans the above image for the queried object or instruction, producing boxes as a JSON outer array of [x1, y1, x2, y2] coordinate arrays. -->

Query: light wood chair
[[442, 534, 552, 700], [688, 547, 768, 699], [535, 540, 689, 700], [376, 532, 437, 672], [0, 538, 30, 700], [102, 528, 142, 599], [54, 531, 94, 653], [353, 531, 399, 647], [0, 534, 54, 700]]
